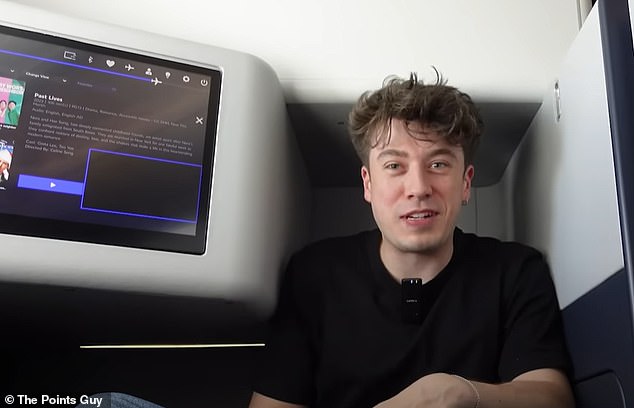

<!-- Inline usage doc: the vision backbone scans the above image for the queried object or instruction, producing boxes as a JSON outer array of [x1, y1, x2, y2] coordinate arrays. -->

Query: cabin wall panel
[[504, 5, 623, 309]]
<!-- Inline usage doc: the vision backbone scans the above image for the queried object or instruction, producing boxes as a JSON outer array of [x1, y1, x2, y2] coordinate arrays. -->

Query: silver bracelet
[[452, 374, 480, 408]]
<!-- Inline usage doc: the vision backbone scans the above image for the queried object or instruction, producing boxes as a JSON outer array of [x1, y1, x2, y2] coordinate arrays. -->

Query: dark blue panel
[[562, 270, 634, 406], [596, 0, 634, 404], [575, 371, 626, 408], [599, 0, 634, 336]]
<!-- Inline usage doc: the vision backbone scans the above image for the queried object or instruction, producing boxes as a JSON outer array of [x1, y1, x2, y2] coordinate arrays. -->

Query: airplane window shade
[[0, 25, 221, 254]]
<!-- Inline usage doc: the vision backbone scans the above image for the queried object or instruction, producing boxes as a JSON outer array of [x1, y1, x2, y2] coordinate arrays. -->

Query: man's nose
[[405, 168, 432, 199]]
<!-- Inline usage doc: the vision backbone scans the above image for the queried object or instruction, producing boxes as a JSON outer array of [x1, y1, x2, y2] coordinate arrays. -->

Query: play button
[[17, 175, 84, 195]]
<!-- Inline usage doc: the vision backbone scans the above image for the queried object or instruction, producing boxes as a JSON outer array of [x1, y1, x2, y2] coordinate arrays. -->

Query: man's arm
[[248, 392, 307, 408], [373, 368, 574, 408]]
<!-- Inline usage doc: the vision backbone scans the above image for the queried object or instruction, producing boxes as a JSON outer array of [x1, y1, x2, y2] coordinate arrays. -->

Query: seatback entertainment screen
[[0, 25, 221, 254]]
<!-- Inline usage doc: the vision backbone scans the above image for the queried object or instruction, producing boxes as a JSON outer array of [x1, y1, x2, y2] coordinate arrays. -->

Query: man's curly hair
[[348, 71, 483, 168]]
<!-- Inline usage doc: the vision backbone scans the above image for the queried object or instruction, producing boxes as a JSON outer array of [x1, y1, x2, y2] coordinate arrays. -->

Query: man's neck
[[379, 238, 454, 283]]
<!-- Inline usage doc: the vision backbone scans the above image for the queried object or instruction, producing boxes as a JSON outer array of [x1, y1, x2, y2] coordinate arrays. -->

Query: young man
[[5, 100, 19, 126], [0, 100, 7, 122], [0, 148, 11, 183], [249, 73, 574, 408]]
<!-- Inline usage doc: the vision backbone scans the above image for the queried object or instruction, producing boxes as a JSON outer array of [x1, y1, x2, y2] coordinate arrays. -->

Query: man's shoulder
[[455, 231, 553, 299], [457, 229, 544, 264], [293, 229, 378, 264], [283, 230, 378, 293]]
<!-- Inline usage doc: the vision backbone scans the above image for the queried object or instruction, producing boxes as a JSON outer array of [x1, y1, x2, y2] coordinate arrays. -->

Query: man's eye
[[385, 163, 400, 170], [431, 162, 448, 169]]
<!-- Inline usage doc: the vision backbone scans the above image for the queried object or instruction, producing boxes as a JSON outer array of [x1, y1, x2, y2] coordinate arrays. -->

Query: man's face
[[361, 119, 473, 257], [0, 160, 9, 172]]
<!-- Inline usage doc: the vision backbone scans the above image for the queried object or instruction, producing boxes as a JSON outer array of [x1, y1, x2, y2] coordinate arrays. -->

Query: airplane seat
[[0, 0, 311, 335], [0, 2, 310, 406]]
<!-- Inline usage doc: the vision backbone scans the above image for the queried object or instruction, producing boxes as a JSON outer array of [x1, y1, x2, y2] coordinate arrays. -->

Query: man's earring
[[461, 200, 468, 206]]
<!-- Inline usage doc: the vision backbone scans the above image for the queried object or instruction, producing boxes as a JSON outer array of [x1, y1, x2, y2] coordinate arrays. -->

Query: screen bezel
[[0, 24, 222, 255]]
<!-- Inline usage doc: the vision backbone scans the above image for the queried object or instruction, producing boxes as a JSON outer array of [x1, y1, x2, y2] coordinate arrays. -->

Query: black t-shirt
[[254, 228, 570, 408]]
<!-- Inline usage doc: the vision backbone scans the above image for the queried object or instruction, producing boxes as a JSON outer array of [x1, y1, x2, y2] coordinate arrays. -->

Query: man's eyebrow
[[428, 147, 460, 159], [376, 149, 408, 160], [376, 147, 460, 161]]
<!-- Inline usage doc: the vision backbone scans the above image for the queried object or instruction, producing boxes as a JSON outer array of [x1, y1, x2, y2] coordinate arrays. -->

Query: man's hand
[[248, 392, 307, 408], [373, 373, 476, 408], [373, 368, 574, 408]]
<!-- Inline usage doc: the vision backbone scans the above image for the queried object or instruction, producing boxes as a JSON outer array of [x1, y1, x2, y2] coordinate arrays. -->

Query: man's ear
[[361, 166, 372, 203], [463, 164, 474, 203]]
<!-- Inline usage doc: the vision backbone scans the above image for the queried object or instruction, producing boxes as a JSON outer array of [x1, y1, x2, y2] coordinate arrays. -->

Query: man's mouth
[[404, 210, 437, 220]]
